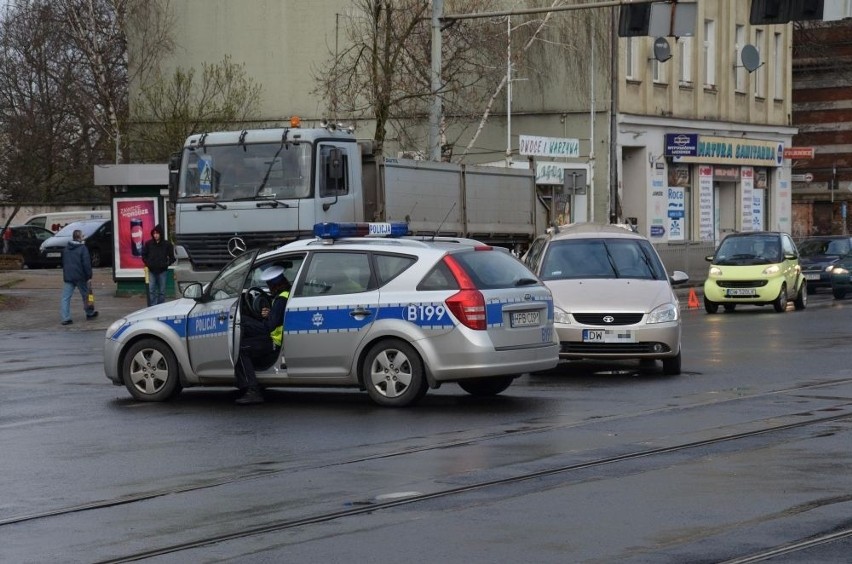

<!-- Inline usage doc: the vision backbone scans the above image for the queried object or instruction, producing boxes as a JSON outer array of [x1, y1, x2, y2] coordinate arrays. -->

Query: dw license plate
[[726, 288, 756, 296], [510, 310, 540, 328], [582, 329, 635, 343]]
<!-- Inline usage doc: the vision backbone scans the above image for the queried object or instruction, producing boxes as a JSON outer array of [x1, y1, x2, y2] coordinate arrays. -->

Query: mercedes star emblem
[[603, 315, 615, 323], [227, 236, 247, 257]]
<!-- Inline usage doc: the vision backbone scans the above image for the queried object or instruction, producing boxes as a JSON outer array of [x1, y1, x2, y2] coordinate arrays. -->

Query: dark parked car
[[2, 225, 55, 268], [797, 235, 852, 293], [39, 219, 113, 268]]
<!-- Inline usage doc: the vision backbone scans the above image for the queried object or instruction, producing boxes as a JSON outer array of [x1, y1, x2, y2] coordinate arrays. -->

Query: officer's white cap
[[260, 265, 286, 283]]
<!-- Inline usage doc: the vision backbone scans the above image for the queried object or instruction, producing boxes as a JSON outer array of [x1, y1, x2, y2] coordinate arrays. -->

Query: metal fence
[[653, 241, 716, 285]]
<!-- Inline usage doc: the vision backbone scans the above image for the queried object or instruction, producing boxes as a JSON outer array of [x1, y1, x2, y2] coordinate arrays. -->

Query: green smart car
[[703, 232, 807, 313]]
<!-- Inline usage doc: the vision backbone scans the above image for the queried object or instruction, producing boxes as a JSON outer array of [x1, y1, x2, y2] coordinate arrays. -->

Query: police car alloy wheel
[[121, 338, 182, 401], [362, 339, 427, 407]]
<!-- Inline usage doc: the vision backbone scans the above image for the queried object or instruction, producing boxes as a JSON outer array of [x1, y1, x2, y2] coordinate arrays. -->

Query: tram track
[[69, 409, 850, 563], [2, 377, 851, 533]]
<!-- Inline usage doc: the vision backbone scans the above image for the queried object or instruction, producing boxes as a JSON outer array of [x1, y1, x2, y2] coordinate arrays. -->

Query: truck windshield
[[177, 143, 312, 202]]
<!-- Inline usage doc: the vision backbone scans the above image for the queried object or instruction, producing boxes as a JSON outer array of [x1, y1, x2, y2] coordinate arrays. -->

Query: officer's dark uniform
[[235, 266, 290, 404]]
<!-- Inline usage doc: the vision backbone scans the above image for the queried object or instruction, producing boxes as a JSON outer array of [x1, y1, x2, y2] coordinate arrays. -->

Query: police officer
[[235, 265, 290, 405]]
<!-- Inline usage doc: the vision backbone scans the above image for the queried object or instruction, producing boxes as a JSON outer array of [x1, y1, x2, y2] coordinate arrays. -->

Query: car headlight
[[647, 302, 678, 324], [762, 265, 780, 276], [709, 266, 722, 277], [834, 267, 849, 276], [554, 306, 571, 325], [825, 265, 835, 272], [106, 318, 128, 340]]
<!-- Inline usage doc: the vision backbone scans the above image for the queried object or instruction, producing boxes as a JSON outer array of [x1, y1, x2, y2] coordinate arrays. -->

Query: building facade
[[141, 0, 796, 246]]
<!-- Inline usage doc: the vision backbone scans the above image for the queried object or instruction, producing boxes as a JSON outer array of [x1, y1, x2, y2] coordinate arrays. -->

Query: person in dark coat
[[60, 229, 97, 325], [141, 224, 176, 306], [234, 265, 291, 405]]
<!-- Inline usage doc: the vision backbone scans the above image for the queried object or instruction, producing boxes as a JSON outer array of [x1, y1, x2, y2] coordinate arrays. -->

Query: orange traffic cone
[[687, 288, 700, 309]]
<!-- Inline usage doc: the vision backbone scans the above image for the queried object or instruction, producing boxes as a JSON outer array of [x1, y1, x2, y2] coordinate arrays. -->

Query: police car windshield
[[178, 143, 312, 202]]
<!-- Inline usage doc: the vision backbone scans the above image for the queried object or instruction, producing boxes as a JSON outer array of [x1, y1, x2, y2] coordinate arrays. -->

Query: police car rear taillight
[[313, 222, 409, 239], [446, 290, 486, 330], [442, 255, 486, 330]]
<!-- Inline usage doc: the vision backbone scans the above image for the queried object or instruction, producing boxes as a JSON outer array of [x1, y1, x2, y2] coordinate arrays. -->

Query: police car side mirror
[[183, 282, 203, 300]]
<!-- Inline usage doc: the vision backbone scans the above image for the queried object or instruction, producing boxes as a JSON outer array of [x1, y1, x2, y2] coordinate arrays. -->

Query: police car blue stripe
[[187, 311, 228, 339]]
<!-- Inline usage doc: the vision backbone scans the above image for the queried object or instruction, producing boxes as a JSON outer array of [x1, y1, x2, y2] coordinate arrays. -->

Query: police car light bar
[[313, 222, 409, 239]]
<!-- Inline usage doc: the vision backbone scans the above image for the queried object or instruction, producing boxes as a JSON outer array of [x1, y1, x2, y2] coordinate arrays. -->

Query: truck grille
[[176, 231, 308, 270]]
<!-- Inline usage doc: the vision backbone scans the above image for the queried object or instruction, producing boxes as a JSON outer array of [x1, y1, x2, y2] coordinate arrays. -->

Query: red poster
[[113, 197, 158, 277]]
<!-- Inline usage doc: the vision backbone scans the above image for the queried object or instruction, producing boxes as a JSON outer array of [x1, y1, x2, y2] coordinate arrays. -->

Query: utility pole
[[429, 0, 443, 162]]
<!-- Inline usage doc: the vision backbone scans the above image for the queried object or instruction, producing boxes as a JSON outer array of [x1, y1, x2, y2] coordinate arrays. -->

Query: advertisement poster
[[667, 186, 685, 241], [698, 166, 714, 241], [650, 167, 666, 239], [740, 167, 754, 232], [112, 197, 158, 278]]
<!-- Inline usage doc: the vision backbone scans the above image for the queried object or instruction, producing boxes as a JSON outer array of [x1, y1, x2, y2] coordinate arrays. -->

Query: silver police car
[[104, 222, 558, 407]]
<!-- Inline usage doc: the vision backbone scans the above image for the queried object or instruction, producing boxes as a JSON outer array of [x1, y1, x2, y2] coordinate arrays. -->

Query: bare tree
[[313, 0, 607, 161], [129, 55, 263, 162], [313, 0, 509, 157], [55, 0, 175, 163]]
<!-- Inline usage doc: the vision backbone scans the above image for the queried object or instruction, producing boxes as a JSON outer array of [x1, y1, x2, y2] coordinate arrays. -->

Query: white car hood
[[545, 278, 676, 313], [124, 298, 197, 322]]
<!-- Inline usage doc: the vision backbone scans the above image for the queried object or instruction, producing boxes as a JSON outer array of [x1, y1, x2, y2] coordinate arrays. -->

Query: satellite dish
[[653, 37, 672, 62], [741, 44, 761, 73]]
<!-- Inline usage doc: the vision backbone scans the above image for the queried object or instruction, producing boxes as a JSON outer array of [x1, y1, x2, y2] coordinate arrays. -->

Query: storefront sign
[[667, 186, 685, 241], [519, 135, 580, 158], [674, 136, 784, 167], [535, 162, 586, 187], [667, 164, 690, 187], [783, 147, 814, 160], [713, 166, 740, 181], [665, 133, 698, 157]]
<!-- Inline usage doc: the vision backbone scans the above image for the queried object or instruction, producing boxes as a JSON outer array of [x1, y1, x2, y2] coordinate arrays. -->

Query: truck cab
[[169, 119, 363, 285]]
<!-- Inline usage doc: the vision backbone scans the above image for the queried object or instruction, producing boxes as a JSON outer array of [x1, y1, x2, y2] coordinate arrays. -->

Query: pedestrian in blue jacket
[[60, 229, 98, 325]]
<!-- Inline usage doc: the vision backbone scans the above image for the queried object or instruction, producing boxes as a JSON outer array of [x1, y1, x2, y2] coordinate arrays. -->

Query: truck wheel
[[794, 282, 807, 310], [773, 285, 788, 313], [362, 339, 427, 407], [122, 338, 182, 402], [458, 376, 514, 397], [662, 351, 682, 376], [704, 297, 719, 314]]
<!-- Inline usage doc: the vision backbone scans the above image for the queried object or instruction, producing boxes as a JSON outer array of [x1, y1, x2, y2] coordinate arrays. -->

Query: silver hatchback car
[[523, 223, 688, 375], [104, 222, 559, 407]]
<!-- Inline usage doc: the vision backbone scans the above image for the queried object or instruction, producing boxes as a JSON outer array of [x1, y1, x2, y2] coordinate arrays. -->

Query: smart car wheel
[[794, 282, 807, 310], [704, 296, 719, 314], [773, 284, 788, 313], [458, 376, 514, 397], [723, 304, 736, 312], [662, 351, 682, 376], [122, 338, 182, 402], [362, 339, 427, 407]]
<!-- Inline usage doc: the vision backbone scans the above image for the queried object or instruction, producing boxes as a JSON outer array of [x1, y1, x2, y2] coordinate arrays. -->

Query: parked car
[[25, 210, 110, 233], [522, 223, 688, 375], [703, 231, 806, 313], [797, 235, 852, 293], [39, 219, 113, 268], [2, 225, 55, 268], [103, 221, 559, 406]]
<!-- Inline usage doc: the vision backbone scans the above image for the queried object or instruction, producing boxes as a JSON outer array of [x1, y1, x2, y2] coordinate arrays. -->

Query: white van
[[25, 210, 110, 233]]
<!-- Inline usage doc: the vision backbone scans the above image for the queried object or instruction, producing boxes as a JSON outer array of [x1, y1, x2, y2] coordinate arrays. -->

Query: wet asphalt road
[[1, 270, 851, 563]]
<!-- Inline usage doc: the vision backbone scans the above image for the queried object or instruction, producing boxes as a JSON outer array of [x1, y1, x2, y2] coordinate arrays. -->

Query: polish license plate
[[510, 310, 540, 328], [803, 273, 820, 281], [46, 252, 60, 258], [726, 288, 756, 296], [582, 329, 635, 343]]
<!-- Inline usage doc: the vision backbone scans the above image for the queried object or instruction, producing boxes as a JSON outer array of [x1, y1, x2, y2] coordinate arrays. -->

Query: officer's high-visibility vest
[[269, 290, 289, 347]]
